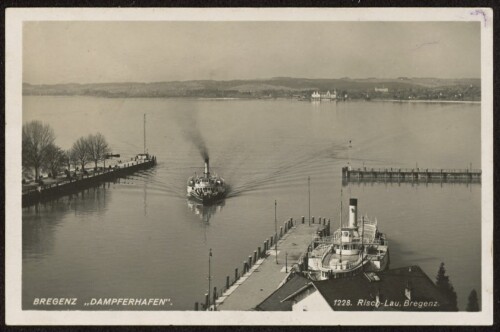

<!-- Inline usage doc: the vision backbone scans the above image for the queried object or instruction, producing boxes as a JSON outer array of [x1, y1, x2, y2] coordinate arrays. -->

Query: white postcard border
[[5, 7, 494, 326]]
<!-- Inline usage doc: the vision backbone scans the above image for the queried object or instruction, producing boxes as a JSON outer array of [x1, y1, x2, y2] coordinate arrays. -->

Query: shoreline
[[371, 99, 480, 104], [22, 94, 481, 104]]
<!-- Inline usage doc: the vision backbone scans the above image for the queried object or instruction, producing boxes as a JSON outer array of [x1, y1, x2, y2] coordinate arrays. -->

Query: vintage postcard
[[5, 8, 493, 325]]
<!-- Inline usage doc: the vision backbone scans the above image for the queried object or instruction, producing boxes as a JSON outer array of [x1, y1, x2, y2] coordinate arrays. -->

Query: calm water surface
[[22, 97, 481, 310]]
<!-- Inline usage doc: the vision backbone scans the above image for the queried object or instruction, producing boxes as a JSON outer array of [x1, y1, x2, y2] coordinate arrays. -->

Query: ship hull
[[187, 191, 226, 204]]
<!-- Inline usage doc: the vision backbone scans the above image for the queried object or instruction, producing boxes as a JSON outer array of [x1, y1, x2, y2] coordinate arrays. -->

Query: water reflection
[[186, 199, 225, 223], [22, 183, 111, 259]]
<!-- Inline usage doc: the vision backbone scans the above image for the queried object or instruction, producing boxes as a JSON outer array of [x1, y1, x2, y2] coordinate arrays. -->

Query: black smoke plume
[[175, 108, 209, 161]]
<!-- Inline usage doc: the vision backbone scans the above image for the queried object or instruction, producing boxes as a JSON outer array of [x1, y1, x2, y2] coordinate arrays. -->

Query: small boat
[[187, 158, 227, 204], [306, 198, 389, 280]]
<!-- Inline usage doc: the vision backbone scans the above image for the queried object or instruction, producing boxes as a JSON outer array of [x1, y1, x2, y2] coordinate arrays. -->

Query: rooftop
[[257, 265, 454, 311]]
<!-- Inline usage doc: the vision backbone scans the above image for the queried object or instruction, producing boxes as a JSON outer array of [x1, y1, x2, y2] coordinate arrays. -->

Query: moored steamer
[[306, 198, 389, 280]]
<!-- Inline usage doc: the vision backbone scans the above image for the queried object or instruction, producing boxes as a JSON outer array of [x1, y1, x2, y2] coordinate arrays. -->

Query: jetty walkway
[[209, 219, 329, 311], [22, 157, 156, 206], [342, 166, 481, 184]]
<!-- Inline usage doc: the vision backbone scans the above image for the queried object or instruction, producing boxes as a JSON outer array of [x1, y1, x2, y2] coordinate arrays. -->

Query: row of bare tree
[[22, 120, 111, 181]]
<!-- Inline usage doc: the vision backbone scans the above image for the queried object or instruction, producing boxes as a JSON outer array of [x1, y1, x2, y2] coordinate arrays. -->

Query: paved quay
[[215, 221, 327, 311]]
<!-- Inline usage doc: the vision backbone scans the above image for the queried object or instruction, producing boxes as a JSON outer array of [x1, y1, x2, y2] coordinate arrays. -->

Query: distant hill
[[23, 77, 481, 101]]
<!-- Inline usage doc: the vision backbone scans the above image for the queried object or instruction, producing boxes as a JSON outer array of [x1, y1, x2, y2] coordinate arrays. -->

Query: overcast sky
[[23, 21, 480, 84]]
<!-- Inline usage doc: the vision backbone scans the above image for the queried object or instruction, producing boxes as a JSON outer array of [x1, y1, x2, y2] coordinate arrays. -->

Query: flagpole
[[275, 200, 278, 264], [361, 215, 365, 272], [308, 176, 311, 226], [340, 188, 343, 262]]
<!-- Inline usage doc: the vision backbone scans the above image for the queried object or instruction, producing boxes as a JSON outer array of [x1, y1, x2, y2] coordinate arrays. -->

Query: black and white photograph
[[5, 8, 493, 325]]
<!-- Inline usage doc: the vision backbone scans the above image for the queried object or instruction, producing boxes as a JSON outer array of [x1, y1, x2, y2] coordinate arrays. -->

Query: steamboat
[[187, 158, 227, 204], [306, 198, 389, 280]]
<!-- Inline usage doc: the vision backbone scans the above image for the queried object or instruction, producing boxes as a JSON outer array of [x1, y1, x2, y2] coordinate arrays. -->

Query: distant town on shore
[[23, 77, 481, 102]]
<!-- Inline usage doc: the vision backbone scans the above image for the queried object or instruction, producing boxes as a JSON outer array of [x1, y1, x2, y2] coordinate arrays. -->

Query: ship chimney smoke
[[204, 158, 210, 177], [348, 198, 358, 228]]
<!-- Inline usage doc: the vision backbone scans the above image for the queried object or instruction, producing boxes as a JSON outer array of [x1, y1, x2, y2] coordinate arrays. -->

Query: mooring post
[[302, 216, 305, 224], [205, 293, 209, 309], [254, 250, 257, 264], [214, 287, 218, 303], [248, 255, 252, 267], [258, 246, 261, 258], [235, 268, 239, 281], [312, 216, 315, 224], [195, 302, 199, 311], [280, 226, 283, 238], [243, 261, 248, 274], [270, 236, 273, 247], [226, 276, 230, 289]]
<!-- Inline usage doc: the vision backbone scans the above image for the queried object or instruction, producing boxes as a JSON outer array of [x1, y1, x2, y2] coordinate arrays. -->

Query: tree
[[435, 262, 458, 311], [22, 120, 56, 180], [466, 289, 479, 312], [71, 136, 90, 171], [64, 149, 72, 170], [43, 144, 66, 178], [87, 133, 111, 169]]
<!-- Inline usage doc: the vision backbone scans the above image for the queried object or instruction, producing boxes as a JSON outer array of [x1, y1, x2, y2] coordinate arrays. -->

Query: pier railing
[[342, 166, 481, 184], [344, 167, 481, 174], [195, 216, 331, 311], [22, 157, 157, 206]]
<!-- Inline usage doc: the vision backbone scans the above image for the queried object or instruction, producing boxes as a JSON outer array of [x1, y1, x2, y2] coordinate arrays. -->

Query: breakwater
[[342, 166, 481, 184], [196, 216, 330, 311], [22, 157, 157, 207]]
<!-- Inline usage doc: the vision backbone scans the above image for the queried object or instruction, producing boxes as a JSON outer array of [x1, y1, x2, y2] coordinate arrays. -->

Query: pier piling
[[302, 216, 305, 224], [342, 165, 481, 184], [312, 216, 315, 224], [235, 268, 239, 281], [258, 247, 261, 258], [253, 250, 257, 264], [195, 302, 199, 311], [226, 276, 230, 289]]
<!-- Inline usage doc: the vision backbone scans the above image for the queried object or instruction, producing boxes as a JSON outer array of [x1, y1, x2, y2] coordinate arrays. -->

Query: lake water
[[22, 96, 481, 310]]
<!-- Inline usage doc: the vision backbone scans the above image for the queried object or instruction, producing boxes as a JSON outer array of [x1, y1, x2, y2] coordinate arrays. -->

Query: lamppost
[[275, 200, 278, 264], [208, 248, 212, 311]]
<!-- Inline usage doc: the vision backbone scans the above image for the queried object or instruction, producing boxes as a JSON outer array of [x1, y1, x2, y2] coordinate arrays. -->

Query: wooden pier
[[195, 216, 331, 311], [342, 166, 481, 184], [22, 157, 157, 207]]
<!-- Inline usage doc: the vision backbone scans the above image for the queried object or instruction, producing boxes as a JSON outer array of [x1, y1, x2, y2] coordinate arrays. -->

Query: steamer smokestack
[[348, 198, 358, 228], [204, 158, 210, 177]]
